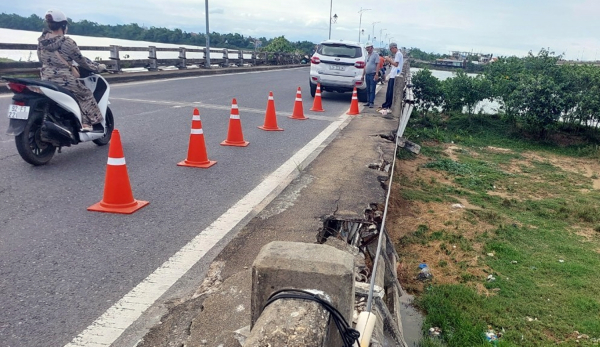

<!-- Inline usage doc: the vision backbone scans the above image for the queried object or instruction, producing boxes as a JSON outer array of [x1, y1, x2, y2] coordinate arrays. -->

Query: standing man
[[380, 42, 404, 111], [362, 42, 379, 108]]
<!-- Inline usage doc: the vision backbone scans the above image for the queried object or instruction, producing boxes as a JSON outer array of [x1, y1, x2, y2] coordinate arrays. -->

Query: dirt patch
[[388, 142, 600, 296], [388, 149, 498, 294], [486, 146, 512, 153]]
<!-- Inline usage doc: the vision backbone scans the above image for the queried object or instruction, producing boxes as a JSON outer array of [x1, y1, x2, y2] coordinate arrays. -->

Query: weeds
[[393, 112, 600, 346]]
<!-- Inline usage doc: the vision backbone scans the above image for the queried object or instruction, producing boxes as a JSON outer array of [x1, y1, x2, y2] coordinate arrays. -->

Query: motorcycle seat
[[3, 77, 77, 100]]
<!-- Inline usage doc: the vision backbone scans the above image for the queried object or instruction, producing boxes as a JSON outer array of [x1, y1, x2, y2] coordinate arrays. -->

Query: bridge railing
[[0, 43, 304, 76]]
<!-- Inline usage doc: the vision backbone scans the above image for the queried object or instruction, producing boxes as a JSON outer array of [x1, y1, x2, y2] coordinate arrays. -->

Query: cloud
[[3, 0, 600, 60]]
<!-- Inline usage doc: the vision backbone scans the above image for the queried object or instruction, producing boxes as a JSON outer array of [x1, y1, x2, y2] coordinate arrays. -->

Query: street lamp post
[[358, 8, 371, 43], [328, 0, 338, 40], [372, 21, 380, 44], [380, 28, 387, 48], [204, 0, 210, 68]]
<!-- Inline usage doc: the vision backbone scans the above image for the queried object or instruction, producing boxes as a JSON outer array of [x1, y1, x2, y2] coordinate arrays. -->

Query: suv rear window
[[317, 44, 362, 58]]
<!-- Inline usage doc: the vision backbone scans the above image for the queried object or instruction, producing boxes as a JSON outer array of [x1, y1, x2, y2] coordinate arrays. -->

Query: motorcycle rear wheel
[[15, 110, 56, 166]]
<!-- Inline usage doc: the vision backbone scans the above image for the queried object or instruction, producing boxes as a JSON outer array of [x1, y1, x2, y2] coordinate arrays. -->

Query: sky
[[4, 0, 600, 61]]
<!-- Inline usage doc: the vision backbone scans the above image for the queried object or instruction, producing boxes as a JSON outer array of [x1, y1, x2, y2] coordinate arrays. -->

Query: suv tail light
[[311, 56, 320, 64], [354, 61, 365, 69]]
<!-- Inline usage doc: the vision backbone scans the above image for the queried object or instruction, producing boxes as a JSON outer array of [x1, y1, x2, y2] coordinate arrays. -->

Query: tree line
[[412, 49, 600, 139], [0, 12, 316, 56]]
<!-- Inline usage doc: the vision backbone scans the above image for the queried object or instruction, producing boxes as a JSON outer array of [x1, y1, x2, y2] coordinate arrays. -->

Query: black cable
[[264, 288, 361, 347]]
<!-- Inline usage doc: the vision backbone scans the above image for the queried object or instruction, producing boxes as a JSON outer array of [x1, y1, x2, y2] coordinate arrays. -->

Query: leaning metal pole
[[365, 67, 411, 314], [205, 0, 211, 68]]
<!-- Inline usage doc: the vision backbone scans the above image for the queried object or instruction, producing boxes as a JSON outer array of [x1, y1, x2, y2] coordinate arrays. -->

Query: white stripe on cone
[[192, 115, 201, 121], [191, 128, 204, 134], [295, 98, 302, 101], [231, 104, 239, 109], [107, 157, 126, 166], [230, 114, 240, 119], [268, 96, 274, 100]]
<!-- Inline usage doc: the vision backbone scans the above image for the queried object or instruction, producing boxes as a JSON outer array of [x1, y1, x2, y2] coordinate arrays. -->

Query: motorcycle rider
[[37, 9, 106, 132]]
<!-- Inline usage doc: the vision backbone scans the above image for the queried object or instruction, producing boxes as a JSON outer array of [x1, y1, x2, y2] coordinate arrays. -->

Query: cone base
[[309, 108, 325, 112], [289, 115, 309, 120], [177, 159, 217, 168], [87, 199, 149, 214], [258, 125, 284, 131], [347, 111, 360, 115], [220, 140, 249, 147]]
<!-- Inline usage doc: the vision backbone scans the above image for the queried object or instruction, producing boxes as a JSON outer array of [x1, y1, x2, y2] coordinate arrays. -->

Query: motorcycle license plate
[[7, 105, 30, 120]]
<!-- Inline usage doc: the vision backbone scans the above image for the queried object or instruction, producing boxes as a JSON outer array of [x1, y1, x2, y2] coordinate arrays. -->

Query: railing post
[[239, 50, 244, 67], [223, 49, 229, 67], [109, 45, 121, 72], [203, 47, 209, 68], [252, 51, 257, 66], [147, 46, 158, 71], [178, 47, 187, 69]]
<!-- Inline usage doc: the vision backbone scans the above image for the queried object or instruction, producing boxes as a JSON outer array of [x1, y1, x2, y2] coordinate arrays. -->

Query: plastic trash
[[417, 263, 432, 281], [485, 328, 498, 345], [429, 327, 442, 338]]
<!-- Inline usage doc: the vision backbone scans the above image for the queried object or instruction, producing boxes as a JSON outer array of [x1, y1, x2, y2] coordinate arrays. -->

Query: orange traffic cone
[[310, 83, 325, 112], [258, 91, 284, 131], [347, 87, 360, 115], [88, 129, 149, 214], [221, 98, 249, 147], [289, 87, 308, 120], [178, 108, 217, 168]]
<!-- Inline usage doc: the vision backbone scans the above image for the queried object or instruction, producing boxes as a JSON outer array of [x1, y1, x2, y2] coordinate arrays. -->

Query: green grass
[[398, 112, 600, 346]]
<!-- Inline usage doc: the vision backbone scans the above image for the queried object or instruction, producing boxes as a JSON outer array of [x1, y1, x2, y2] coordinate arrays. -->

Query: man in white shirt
[[381, 42, 404, 110]]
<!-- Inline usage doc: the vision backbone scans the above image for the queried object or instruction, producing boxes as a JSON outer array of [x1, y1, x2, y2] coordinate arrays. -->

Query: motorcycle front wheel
[[93, 107, 114, 146], [15, 110, 56, 166]]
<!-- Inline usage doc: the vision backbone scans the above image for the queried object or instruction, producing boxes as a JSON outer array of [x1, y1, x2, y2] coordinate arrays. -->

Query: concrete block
[[244, 295, 330, 346], [251, 241, 355, 346]]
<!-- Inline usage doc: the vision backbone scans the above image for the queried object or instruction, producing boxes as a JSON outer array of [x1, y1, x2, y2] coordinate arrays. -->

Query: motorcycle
[[3, 67, 114, 165]]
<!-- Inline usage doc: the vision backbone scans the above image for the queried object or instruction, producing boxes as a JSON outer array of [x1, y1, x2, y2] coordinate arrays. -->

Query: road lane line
[[110, 67, 307, 88], [64, 110, 352, 347], [110, 97, 266, 114]]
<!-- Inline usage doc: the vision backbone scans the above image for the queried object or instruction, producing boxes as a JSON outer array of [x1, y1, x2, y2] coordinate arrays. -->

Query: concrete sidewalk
[[135, 86, 399, 347]]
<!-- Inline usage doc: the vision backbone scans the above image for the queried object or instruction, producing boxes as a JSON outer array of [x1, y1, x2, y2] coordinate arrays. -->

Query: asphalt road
[[0, 67, 359, 347]]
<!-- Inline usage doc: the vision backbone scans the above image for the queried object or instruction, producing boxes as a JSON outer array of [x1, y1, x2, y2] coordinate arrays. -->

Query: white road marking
[[111, 67, 305, 88], [64, 110, 352, 347], [112, 97, 336, 121], [110, 97, 266, 115]]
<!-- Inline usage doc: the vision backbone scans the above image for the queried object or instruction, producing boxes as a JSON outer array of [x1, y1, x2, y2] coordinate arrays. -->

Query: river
[[410, 67, 500, 115], [0, 28, 248, 63]]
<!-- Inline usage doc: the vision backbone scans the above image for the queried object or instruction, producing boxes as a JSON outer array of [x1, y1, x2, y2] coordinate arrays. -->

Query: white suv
[[309, 40, 368, 102]]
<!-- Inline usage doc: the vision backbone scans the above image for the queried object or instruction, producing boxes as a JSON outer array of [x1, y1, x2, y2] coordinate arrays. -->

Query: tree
[[412, 68, 443, 119], [262, 36, 294, 53], [442, 71, 490, 116]]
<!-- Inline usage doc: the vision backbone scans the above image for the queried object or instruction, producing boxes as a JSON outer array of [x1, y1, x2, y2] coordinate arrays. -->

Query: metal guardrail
[[366, 66, 414, 314], [0, 43, 305, 76]]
